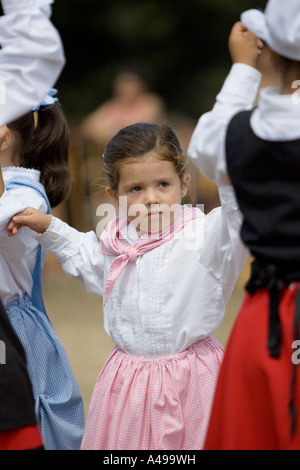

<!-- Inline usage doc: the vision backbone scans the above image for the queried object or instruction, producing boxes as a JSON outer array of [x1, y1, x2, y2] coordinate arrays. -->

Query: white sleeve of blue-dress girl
[[188, 63, 262, 187], [0, 187, 49, 303], [35, 217, 105, 298], [0, 0, 65, 126], [0, 187, 48, 237]]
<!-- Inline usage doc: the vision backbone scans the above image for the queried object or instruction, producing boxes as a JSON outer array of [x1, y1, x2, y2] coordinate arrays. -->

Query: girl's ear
[[0, 125, 11, 152], [181, 173, 191, 198], [105, 186, 118, 203]]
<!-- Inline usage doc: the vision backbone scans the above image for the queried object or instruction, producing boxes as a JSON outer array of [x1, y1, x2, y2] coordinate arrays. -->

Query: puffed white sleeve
[[0, 187, 48, 237], [199, 186, 250, 304], [0, 0, 65, 126], [35, 217, 105, 298], [188, 63, 262, 187]]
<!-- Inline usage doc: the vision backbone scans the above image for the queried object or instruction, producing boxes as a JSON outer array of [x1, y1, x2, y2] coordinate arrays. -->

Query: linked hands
[[229, 21, 264, 68], [8, 207, 52, 237]]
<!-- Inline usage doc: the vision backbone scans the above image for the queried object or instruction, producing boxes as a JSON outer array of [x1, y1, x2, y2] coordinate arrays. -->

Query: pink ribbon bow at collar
[[99, 206, 204, 305]]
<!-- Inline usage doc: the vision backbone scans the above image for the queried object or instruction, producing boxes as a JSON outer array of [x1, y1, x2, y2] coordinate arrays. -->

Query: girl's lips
[[148, 211, 162, 217]]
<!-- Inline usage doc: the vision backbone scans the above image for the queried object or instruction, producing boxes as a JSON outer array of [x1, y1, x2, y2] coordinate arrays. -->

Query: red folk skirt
[[204, 283, 300, 450], [0, 425, 43, 450]]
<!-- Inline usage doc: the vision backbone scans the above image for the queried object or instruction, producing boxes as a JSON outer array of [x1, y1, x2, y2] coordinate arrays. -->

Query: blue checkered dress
[[4, 176, 85, 450]]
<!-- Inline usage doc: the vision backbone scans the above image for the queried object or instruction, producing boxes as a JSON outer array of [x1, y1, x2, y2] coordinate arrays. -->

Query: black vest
[[226, 110, 300, 269]]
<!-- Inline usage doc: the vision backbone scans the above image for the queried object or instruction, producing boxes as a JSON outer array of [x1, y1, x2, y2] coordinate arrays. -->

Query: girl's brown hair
[[8, 104, 71, 208], [103, 122, 192, 201]]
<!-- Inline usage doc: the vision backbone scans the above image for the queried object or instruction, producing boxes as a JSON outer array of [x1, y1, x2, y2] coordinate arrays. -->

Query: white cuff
[[35, 216, 87, 253]]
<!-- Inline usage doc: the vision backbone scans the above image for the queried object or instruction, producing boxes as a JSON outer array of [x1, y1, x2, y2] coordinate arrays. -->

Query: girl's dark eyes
[[130, 182, 169, 192], [130, 186, 142, 192]]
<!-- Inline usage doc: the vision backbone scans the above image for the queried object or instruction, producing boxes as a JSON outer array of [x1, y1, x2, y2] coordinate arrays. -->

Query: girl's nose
[[144, 188, 160, 205]]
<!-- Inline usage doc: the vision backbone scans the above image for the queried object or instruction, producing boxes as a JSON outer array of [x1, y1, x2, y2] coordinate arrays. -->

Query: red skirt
[[204, 283, 300, 450], [0, 425, 43, 450]]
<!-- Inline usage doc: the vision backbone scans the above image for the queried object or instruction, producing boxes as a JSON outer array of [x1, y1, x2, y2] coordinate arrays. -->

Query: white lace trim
[[2, 166, 41, 181]]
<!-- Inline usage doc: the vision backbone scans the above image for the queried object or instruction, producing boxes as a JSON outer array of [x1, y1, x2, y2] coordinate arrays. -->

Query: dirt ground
[[42, 255, 250, 417]]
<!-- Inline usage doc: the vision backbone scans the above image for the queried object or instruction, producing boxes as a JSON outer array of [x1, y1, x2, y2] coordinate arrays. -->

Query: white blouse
[[0, 167, 48, 304], [35, 186, 249, 358]]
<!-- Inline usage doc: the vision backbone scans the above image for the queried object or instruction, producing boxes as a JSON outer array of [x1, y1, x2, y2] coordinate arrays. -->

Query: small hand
[[8, 207, 52, 237], [229, 21, 264, 68]]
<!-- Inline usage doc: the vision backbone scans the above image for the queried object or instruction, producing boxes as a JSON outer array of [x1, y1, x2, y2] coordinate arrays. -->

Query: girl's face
[[106, 152, 190, 235]]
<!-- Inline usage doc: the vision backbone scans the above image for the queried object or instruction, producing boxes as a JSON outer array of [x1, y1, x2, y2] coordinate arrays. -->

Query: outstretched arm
[[9, 210, 105, 297], [8, 207, 51, 236]]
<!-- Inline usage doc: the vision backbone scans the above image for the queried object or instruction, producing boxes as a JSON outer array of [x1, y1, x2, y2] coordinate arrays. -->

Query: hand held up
[[229, 21, 264, 68], [8, 207, 51, 237]]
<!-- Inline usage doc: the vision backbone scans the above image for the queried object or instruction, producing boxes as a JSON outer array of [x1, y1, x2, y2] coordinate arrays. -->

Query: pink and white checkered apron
[[81, 336, 224, 450]]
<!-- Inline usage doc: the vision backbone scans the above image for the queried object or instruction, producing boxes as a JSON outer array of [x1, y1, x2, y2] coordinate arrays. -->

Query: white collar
[[2, 166, 41, 182], [251, 87, 300, 141]]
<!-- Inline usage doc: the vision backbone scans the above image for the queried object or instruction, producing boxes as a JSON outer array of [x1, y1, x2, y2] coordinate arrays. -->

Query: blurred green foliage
[[51, 0, 266, 122]]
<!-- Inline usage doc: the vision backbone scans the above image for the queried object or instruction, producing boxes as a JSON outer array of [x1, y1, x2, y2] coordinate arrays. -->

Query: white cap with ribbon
[[241, 0, 300, 61]]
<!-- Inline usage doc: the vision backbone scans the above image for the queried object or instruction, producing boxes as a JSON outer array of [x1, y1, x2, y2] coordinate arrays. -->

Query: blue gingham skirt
[[5, 294, 84, 450]]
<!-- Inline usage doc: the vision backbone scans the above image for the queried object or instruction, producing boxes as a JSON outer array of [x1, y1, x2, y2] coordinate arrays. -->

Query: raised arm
[[188, 22, 263, 187], [0, 0, 65, 126]]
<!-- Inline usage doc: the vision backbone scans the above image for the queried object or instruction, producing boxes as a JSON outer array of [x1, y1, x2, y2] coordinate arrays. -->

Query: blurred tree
[[51, 0, 266, 120]]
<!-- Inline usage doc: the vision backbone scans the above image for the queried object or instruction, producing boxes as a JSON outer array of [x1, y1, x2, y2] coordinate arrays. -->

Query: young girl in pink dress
[[8, 122, 249, 450]]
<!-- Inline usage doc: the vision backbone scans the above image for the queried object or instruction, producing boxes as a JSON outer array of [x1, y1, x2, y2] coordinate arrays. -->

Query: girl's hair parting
[[103, 122, 190, 192], [8, 104, 71, 208]]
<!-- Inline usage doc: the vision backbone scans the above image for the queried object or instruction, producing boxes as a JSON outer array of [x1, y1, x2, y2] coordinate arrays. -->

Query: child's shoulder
[[3, 167, 41, 186], [3, 167, 50, 213]]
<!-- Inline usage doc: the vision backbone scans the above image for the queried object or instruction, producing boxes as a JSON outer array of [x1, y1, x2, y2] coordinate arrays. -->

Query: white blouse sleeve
[[186, 64, 260, 302], [200, 186, 250, 304], [0, 187, 48, 237], [188, 63, 262, 187], [36, 217, 105, 298], [0, 0, 65, 126]]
